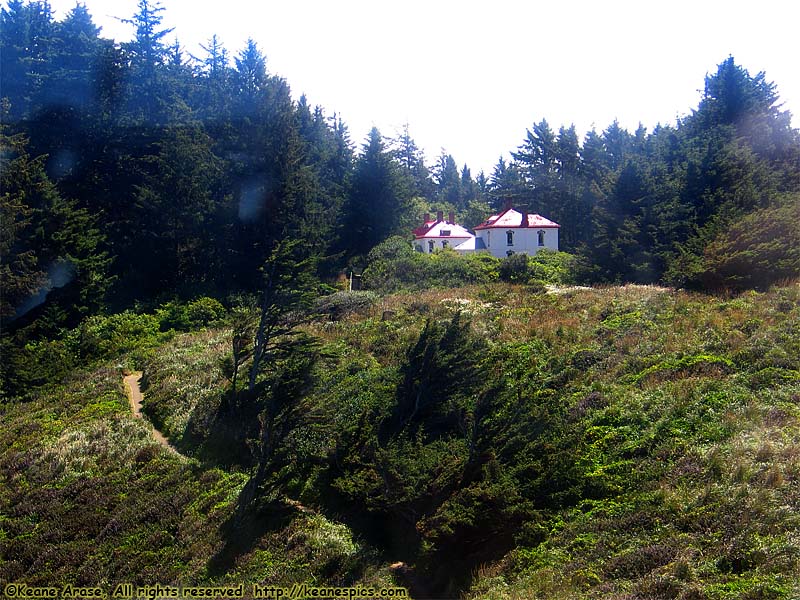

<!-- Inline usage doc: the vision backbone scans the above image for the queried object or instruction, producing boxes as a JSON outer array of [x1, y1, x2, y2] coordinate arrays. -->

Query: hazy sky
[[45, 0, 800, 174]]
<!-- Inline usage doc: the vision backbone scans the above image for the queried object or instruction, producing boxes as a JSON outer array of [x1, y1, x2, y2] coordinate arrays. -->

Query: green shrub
[[699, 198, 800, 291], [68, 310, 162, 361], [362, 237, 500, 292], [6, 338, 75, 390], [366, 235, 416, 263], [499, 253, 530, 282], [186, 297, 226, 326], [157, 297, 226, 331], [528, 250, 582, 285]]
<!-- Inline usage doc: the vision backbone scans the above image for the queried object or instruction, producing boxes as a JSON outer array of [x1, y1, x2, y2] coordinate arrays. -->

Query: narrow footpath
[[123, 372, 183, 457], [123, 375, 432, 596]]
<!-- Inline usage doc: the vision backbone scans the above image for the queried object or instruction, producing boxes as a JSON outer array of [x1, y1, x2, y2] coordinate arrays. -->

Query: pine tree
[[233, 238, 320, 519], [552, 125, 585, 250], [193, 35, 232, 119], [0, 127, 110, 322], [602, 120, 632, 171], [48, 2, 101, 111], [0, 0, 58, 120], [512, 119, 558, 214], [120, 0, 174, 122], [390, 123, 434, 199], [233, 38, 267, 115], [339, 127, 410, 259], [433, 152, 463, 207], [488, 157, 524, 212], [129, 124, 223, 293]]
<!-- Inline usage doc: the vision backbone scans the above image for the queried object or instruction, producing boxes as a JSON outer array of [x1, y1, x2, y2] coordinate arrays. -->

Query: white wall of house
[[475, 227, 558, 258], [414, 236, 472, 253]]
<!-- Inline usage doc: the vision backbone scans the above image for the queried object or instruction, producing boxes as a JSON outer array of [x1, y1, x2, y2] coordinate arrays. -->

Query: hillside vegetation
[[4, 282, 798, 599], [3, 3, 800, 598]]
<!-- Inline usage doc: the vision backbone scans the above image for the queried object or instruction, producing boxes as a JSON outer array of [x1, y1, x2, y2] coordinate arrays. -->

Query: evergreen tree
[[488, 157, 524, 212], [129, 124, 223, 294], [601, 120, 632, 171], [512, 119, 558, 214], [0, 127, 109, 322], [120, 0, 174, 122], [0, 0, 58, 120], [233, 238, 320, 518], [233, 38, 267, 115], [553, 125, 585, 250], [663, 58, 799, 286], [193, 34, 233, 120], [46, 2, 101, 112], [390, 123, 434, 199], [460, 165, 478, 203], [339, 127, 409, 259], [433, 152, 463, 208]]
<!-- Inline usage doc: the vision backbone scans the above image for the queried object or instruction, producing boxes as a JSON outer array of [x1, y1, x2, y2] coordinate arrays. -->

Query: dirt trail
[[124, 372, 182, 456]]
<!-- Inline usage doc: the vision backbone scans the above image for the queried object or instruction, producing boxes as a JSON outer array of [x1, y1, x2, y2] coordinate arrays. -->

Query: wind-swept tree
[[233, 238, 320, 517]]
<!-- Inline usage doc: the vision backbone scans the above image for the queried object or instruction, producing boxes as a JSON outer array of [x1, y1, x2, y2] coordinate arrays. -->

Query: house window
[[507, 231, 514, 246], [506, 250, 514, 257], [428, 240, 434, 252], [537, 230, 545, 246], [414, 244, 423, 253], [442, 240, 448, 249], [487, 231, 491, 248], [441, 229, 451, 236]]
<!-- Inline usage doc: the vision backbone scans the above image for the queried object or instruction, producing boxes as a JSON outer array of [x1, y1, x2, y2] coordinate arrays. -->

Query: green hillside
[[3, 283, 798, 599]]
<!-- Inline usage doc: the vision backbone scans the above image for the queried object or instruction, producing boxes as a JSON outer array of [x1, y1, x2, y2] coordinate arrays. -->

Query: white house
[[473, 208, 559, 258], [411, 207, 559, 257], [413, 211, 476, 254]]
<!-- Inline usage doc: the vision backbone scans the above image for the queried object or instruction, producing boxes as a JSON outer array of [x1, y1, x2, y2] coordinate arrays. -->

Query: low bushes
[[361, 236, 580, 292]]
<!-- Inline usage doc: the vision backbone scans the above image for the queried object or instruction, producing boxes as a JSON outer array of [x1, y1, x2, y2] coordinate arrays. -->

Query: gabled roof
[[474, 208, 560, 230], [413, 219, 474, 240]]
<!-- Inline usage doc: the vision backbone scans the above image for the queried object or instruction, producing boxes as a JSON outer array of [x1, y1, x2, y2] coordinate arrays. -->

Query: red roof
[[412, 220, 437, 237], [474, 208, 560, 230]]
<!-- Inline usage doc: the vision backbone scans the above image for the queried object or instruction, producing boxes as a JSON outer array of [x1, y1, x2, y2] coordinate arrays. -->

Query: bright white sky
[[45, 0, 800, 175]]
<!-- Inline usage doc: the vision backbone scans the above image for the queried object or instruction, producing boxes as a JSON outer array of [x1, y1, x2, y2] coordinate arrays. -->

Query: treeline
[[0, 0, 479, 327], [490, 60, 800, 286], [2, 0, 800, 332]]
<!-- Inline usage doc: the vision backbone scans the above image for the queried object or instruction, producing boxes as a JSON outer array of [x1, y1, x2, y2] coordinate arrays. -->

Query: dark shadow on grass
[[206, 492, 295, 578]]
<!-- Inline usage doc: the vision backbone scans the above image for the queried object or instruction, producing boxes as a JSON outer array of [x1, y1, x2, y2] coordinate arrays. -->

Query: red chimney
[[424, 213, 430, 223], [436, 210, 444, 222], [520, 210, 528, 227], [448, 211, 455, 224], [504, 200, 512, 210]]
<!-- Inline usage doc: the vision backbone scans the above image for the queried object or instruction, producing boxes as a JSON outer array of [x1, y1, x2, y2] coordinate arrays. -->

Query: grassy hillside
[[3, 283, 799, 599], [0, 365, 398, 593]]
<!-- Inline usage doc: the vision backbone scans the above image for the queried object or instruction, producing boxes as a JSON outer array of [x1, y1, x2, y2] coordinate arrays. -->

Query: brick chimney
[[448, 211, 455, 224], [520, 209, 528, 227], [504, 199, 512, 210], [424, 213, 430, 223], [436, 210, 444, 222]]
